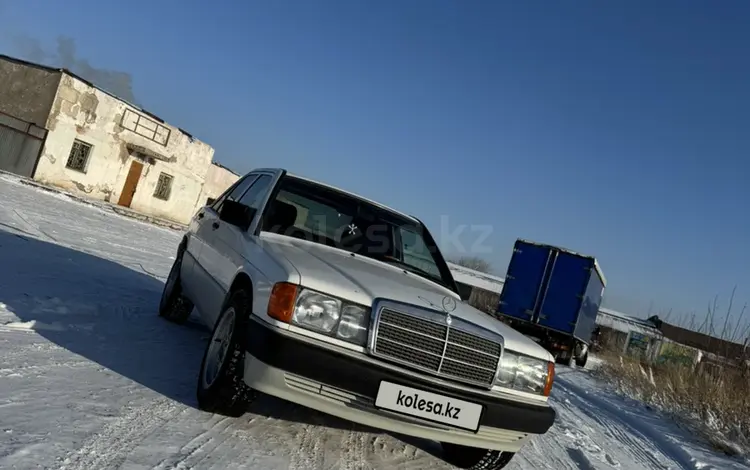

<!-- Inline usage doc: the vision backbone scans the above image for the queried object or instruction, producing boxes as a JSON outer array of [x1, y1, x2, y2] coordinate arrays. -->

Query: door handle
[[212, 222, 220, 230]]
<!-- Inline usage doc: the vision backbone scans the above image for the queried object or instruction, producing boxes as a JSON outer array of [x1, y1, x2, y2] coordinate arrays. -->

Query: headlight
[[292, 289, 341, 333], [288, 287, 371, 346], [495, 350, 555, 396], [337, 304, 369, 345]]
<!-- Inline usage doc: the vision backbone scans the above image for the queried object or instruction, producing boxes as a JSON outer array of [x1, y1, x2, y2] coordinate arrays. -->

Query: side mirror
[[219, 200, 256, 231]]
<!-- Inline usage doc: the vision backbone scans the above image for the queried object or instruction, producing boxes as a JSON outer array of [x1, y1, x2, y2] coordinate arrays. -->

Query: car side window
[[238, 174, 273, 209], [212, 174, 259, 212]]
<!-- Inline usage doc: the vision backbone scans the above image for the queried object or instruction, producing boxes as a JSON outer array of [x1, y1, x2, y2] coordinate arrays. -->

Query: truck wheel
[[575, 351, 589, 368], [196, 289, 256, 417], [556, 353, 574, 367], [159, 245, 194, 324], [441, 443, 514, 470]]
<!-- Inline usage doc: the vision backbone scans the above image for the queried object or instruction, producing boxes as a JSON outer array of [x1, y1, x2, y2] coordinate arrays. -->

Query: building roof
[[448, 262, 505, 294], [649, 317, 748, 359], [0, 54, 196, 141], [211, 161, 240, 177], [596, 308, 663, 337]]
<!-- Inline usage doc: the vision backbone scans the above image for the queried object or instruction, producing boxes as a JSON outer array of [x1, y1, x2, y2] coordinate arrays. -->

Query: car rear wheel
[[196, 289, 256, 417], [441, 443, 514, 469], [159, 245, 194, 324]]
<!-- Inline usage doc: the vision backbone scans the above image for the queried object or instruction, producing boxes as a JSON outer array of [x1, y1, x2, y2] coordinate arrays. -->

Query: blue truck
[[496, 239, 606, 367]]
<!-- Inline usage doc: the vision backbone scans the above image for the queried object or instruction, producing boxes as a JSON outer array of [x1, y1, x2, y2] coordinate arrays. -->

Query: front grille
[[372, 307, 502, 387]]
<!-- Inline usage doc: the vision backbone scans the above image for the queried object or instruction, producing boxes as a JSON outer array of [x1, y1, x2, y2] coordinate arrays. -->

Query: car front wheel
[[159, 244, 194, 324], [196, 289, 256, 417], [441, 442, 514, 470]]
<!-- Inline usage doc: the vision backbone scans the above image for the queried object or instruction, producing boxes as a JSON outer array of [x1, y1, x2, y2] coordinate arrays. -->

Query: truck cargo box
[[498, 239, 606, 344]]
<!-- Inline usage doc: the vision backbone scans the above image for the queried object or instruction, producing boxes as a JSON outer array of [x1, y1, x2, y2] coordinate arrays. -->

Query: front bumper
[[243, 317, 556, 452]]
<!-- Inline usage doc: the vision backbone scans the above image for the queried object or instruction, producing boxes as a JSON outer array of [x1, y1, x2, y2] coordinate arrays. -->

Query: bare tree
[[450, 256, 493, 274]]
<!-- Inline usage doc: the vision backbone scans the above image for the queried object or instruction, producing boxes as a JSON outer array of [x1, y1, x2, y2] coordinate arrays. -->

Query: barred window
[[66, 140, 92, 173], [153, 172, 173, 201]]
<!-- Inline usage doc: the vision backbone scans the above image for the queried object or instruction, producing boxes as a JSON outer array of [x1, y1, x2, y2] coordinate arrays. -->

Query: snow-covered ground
[[0, 175, 747, 470]]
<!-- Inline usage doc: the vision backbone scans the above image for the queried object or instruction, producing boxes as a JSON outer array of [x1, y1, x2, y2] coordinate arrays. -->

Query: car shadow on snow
[[0, 228, 445, 462], [0, 228, 207, 406]]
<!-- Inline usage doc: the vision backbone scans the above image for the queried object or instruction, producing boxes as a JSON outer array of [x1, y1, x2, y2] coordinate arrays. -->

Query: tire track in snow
[[339, 426, 368, 470], [151, 415, 235, 470], [0, 220, 38, 239], [555, 384, 669, 469], [12, 209, 58, 243], [287, 421, 329, 470], [0, 359, 91, 378], [0, 341, 60, 363], [555, 375, 711, 470], [58, 397, 181, 470], [361, 434, 444, 470], [552, 417, 624, 469], [515, 435, 577, 470], [566, 447, 597, 470]]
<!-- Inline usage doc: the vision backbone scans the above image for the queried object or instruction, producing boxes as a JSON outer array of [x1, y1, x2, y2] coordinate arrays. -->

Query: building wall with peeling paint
[[34, 73, 215, 224], [0, 57, 61, 127], [199, 163, 241, 206]]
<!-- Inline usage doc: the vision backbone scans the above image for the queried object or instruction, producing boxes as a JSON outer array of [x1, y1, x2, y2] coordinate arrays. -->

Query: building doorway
[[117, 160, 144, 207]]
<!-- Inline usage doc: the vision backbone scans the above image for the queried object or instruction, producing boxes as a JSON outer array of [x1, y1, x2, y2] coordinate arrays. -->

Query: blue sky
[[2, 1, 750, 327]]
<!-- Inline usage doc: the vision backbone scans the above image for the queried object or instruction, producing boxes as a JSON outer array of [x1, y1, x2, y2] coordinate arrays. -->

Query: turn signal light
[[268, 282, 298, 323], [543, 362, 555, 397]]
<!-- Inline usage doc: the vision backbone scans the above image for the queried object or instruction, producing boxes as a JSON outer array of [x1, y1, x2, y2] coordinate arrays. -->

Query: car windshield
[[260, 175, 456, 292]]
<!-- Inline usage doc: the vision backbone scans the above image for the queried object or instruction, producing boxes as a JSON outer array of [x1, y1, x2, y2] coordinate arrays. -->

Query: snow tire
[[556, 343, 576, 367], [557, 353, 574, 367], [159, 243, 194, 324], [196, 289, 256, 418], [441, 443, 514, 470], [575, 351, 589, 368]]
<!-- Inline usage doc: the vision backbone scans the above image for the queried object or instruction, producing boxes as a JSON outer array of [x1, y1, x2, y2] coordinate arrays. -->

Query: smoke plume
[[11, 34, 139, 105]]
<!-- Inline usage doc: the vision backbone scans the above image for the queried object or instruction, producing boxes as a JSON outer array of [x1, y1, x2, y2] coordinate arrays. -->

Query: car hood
[[264, 236, 554, 362]]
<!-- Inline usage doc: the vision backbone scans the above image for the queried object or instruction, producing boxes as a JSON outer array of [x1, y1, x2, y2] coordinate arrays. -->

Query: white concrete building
[[199, 161, 240, 207], [0, 54, 218, 224]]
